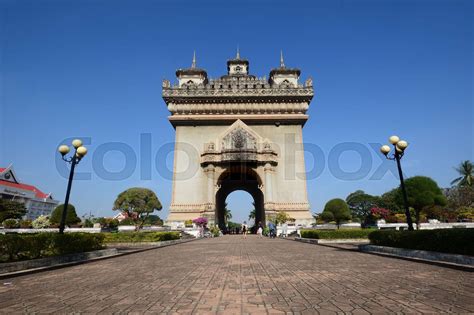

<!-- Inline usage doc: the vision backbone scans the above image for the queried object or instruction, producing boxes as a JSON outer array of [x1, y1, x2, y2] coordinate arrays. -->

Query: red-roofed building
[[0, 165, 59, 220]]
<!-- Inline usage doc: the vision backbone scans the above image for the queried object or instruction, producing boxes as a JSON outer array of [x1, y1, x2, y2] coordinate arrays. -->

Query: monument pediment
[[201, 120, 277, 166]]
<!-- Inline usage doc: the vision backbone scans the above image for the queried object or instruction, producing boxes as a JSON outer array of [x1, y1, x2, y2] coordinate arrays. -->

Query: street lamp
[[57, 139, 88, 234], [380, 135, 414, 231]]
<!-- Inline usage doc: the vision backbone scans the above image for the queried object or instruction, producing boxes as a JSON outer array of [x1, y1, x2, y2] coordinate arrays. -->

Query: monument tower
[[162, 51, 314, 229]]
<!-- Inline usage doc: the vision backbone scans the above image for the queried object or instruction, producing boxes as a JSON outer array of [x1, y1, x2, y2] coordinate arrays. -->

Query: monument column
[[206, 164, 215, 206], [264, 163, 273, 204]]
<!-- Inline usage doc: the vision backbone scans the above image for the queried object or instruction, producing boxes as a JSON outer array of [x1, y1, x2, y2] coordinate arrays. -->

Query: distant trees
[[320, 199, 351, 228], [345, 190, 379, 224], [446, 186, 474, 209], [50, 204, 81, 227], [320, 161, 473, 227], [113, 187, 162, 231]]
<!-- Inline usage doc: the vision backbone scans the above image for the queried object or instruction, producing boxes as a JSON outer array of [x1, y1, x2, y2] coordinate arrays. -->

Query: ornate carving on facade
[[169, 203, 210, 212], [166, 101, 310, 116], [201, 120, 278, 166], [163, 84, 313, 100], [273, 202, 311, 211]]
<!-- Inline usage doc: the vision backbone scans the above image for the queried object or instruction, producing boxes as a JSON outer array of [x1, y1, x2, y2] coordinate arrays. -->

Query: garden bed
[[368, 229, 474, 256], [0, 232, 105, 263], [102, 231, 181, 243], [0, 248, 117, 275], [300, 229, 375, 239], [359, 244, 474, 267]]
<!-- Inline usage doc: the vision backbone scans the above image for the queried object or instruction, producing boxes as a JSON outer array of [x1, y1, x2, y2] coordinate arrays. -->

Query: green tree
[[113, 187, 162, 231], [451, 160, 473, 187], [379, 189, 403, 213], [319, 211, 334, 223], [397, 176, 447, 229], [345, 190, 380, 224], [321, 198, 351, 228], [248, 209, 256, 220], [227, 221, 241, 230], [0, 199, 27, 222], [50, 204, 81, 226], [274, 211, 294, 225]]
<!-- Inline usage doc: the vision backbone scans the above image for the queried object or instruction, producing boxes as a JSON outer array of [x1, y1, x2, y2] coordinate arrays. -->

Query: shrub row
[[102, 231, 180, 243], [368, 229, 474, 256], [0, 233, 105, 262], [300, 229, 374, 239]]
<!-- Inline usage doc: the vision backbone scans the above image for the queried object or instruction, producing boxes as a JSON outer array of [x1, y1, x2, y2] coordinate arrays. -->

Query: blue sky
[[0, 0, 472, 223]]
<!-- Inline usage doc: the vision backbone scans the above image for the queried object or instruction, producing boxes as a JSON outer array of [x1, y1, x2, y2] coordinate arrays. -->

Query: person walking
[[242, 221, 248, 238], [257, 221, 263, 237], [268, 221, 276, 238], [282, 222, 288, 238]]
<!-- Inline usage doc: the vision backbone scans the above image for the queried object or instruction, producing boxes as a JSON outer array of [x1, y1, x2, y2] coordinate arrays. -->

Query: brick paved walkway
[[0, 236, 473, 314]]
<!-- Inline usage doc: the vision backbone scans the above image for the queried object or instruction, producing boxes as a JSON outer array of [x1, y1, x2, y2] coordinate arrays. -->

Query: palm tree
[[451, 160, 473, 187], [248, 209, 256, 220], [248, 201, 256, 220], [223, 203, 232, 224]]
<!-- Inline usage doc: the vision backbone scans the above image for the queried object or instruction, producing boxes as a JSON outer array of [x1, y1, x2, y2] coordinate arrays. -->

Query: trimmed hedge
[[300, 229, 374, 239], [368, 229, 474, 256], [0, 233, 105, 262], [102, 231, 180, 243]]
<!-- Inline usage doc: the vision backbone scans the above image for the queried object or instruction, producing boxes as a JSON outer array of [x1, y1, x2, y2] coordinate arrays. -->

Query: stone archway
[[215, 166, 264, 231]]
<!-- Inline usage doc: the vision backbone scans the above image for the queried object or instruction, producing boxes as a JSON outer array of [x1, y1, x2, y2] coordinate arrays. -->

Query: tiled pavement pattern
[[0, 236, 473, 314]]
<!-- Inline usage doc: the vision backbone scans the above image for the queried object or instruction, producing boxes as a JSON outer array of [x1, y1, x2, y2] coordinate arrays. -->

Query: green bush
[[368, 229, 474, 256], [0, 232, 105, 262], [301, 229, 374, 239], [2, 218, 20, 229], [102, 231, 180, 243], [20, 220, 33, 228], [94, 217, 119, 230]]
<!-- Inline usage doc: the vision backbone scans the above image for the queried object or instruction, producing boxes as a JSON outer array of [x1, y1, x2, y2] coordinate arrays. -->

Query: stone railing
[[166, 101, 311, 116]]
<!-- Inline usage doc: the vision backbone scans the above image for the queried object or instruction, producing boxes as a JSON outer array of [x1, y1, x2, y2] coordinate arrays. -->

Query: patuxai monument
[[163, 51, 315, 229]]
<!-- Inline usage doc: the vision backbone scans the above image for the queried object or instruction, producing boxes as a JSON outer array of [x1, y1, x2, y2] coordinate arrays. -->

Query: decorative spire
[[191, 50, 196, 68], [236, 46, 240, 59], [280, 50, 285, 68]]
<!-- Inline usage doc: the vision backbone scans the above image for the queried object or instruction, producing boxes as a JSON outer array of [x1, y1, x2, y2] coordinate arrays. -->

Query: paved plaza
[[0, 236, 473, 314]]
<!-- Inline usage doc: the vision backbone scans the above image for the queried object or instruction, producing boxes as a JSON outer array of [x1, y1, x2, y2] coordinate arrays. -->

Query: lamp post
[[57, 139, 88, 234], [380, 136, 414, 231]]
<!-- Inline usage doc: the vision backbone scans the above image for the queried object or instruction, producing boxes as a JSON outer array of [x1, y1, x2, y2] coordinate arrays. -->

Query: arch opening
[[215, 166, 264, 232]]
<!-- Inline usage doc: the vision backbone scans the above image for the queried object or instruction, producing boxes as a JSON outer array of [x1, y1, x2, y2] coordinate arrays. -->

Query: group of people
[[240, 221, 288, 238]]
